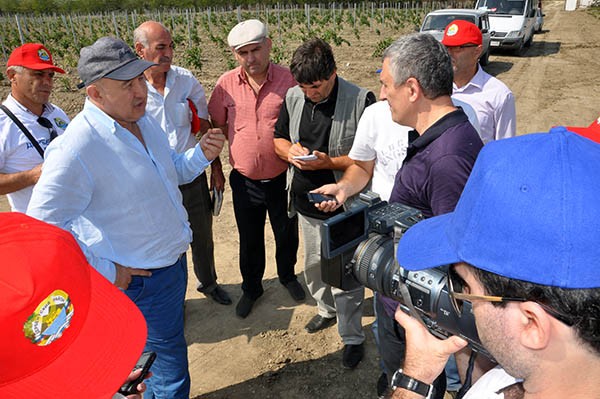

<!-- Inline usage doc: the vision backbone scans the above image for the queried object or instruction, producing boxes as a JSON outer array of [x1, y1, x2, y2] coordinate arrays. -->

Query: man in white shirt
[[27, 37, 225, 399], [443, 20, 516, 144], [0, 43, 69, 212], [134, 20, 231, 305]]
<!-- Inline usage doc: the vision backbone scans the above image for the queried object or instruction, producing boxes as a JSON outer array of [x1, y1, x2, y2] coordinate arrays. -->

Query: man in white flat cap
[[208, 19, 305, 318]]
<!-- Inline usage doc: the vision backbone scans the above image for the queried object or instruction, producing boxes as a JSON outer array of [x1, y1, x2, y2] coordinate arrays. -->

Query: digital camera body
[[320, 191, 493, 359]]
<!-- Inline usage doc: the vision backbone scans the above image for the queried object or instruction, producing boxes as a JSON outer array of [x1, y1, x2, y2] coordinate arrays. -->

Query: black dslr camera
[[320, 192, 492, 359]]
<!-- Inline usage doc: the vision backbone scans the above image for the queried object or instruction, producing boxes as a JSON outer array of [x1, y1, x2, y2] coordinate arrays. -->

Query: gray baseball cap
[[77, 37, 156, 88]]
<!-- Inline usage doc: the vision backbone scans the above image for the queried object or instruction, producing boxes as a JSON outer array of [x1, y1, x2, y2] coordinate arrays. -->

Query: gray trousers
[[299, 213, 365, 345], [180, 172, 217, 293]]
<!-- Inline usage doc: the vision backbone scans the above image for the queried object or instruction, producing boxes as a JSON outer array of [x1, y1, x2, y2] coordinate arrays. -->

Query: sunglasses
[[447, 267, 574, 326], [37, 116, 58, 141]]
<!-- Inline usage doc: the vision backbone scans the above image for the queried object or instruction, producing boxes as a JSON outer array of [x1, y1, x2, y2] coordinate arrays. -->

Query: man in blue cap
[[390, 127, 600, 398]]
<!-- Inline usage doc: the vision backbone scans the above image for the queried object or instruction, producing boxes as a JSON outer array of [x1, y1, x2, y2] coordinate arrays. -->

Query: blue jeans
[[125, 255, 190, 399]]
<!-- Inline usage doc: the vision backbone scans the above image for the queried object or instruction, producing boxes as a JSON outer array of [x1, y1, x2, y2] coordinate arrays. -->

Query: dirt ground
[[2, 2, 600, 398]]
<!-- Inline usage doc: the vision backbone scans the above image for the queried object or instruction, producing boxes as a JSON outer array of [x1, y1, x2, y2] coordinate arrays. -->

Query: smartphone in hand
[[293, 154, 318, 161], [118, 351, 156, 396], [307, 193, 338, 204]]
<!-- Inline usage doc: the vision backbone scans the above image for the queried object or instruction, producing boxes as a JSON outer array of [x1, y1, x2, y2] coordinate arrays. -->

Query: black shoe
[[236, 294, 257, 318], [342, 343, 365, 369], [283, 280, 306, 301], [304, 314, 336, 334], [377, 372, 390, 398], [207, 285, 232, 305]]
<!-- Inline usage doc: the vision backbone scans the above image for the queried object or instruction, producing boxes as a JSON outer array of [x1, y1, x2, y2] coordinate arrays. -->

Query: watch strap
[[391, 369, 434, 398]]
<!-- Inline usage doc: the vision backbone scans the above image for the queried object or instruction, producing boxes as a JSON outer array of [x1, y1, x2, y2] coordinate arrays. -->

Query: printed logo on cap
[[54, 117, 68, 129], [23, 290, 74, 346], [37, 48, 50, 62], [447, 23, 459, 36]]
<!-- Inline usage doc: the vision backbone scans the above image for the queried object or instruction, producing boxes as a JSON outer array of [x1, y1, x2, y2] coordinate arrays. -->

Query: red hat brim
[[0, 216, 147, 399]]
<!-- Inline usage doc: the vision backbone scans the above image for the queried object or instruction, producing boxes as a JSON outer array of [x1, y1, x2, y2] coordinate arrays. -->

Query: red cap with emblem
[[0, 213, 146, 398], [442, 20, 483, 47], [7, 43, 65, 73]]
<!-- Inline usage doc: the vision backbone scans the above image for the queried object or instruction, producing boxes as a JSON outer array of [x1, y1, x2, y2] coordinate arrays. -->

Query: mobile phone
[[118, 351, 156, 396], [293, 154, 318, 161], [307, 193, 338, 204]]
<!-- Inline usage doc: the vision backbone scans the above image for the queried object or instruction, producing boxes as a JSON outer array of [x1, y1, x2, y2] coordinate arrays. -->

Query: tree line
[[0, 0, 423, 15]]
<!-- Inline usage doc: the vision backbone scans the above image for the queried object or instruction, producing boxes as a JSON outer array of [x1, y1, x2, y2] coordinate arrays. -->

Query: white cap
[[227, 19, 268, 50]]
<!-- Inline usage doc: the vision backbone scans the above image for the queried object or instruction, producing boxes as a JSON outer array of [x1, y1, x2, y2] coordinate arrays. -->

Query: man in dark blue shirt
[[378, 33, 483, 398]]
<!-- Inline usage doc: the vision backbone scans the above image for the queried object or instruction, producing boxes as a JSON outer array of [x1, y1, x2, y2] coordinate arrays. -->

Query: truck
[[475, 0, 537, 55]]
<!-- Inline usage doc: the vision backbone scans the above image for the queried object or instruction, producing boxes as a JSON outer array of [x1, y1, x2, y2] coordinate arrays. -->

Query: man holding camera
[[391, 127, 600, 399], [375, 33, 483, 396]]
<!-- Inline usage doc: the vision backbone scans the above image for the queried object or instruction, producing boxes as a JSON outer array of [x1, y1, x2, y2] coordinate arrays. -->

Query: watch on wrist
[[391, 369, 435, 399]]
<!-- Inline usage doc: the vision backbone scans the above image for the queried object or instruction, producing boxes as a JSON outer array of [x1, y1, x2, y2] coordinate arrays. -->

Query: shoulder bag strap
[[0, 104, 45, 158]]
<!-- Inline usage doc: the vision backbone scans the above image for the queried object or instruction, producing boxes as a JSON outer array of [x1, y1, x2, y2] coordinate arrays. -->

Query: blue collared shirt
[[27, 99, 211, 282]]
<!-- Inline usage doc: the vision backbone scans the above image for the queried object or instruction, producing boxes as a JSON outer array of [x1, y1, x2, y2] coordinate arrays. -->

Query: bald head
[[134, 21, 173, 74]]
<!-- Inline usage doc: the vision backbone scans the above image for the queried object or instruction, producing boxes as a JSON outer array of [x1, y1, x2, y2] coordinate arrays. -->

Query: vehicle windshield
[[477, 0, 525, 15], [422, 15, 476, 31]]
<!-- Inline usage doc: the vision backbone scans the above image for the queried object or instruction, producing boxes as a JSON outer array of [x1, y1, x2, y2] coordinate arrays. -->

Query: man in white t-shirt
[[0, 43, 69, 212]]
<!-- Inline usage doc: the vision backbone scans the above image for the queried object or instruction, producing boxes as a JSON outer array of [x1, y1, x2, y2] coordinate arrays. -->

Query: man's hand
[[209, 157, 225, 192], [114, 263, 152, 290], [394, 306, 468, 386], [311, 183, 346, 212], [0, 163, 43, 195], [287, 145, 333, 171], [200, 128, 226, 161], [123, 368, 153, 398]]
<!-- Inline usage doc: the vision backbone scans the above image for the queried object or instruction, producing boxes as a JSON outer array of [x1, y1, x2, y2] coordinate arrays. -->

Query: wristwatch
[[391, 369, 435, 399]]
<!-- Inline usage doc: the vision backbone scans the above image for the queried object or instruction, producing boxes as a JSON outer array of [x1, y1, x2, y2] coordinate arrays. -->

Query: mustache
[[159, 57, 171, 63]]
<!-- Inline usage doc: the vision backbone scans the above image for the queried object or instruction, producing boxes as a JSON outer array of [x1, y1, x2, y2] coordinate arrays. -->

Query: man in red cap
[[0, 43, 69, 213], [442, 20, 516, 144], [0, 213, 149, 398]]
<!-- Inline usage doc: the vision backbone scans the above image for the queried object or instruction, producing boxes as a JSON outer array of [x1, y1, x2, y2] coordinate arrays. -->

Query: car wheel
[[524, 34, 533, 47], [479, 50, 490, 66], [514, 41, 526, 56]]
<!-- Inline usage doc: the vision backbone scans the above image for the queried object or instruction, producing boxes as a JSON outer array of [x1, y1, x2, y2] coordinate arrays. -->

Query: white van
[[475, 0, 537, 54]]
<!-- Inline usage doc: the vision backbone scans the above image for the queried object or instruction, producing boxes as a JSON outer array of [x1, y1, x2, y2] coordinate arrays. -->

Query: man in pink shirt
[[208, 19, 305, 318]]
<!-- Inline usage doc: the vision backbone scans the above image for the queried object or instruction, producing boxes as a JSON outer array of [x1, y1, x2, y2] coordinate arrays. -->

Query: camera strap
[[456, 350, 477, 399], [396, 262, 430, 330]]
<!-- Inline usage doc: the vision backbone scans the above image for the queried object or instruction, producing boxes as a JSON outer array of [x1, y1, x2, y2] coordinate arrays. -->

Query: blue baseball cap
[[396, 127, 600, 289]]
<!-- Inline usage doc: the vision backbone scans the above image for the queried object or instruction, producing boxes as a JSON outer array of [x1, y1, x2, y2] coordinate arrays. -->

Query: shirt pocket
[[173, 102, 190, 127]]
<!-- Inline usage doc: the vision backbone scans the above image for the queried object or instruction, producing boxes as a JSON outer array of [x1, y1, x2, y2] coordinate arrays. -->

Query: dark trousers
[[375, 294, 447, 399], [229, 169, 299, 299], [180, 173, 217, 293]]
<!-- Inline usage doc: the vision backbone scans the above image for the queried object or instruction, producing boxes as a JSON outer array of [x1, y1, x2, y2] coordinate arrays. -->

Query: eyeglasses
[[448, 267, 574, 326], [37, 116, 58, 142]]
